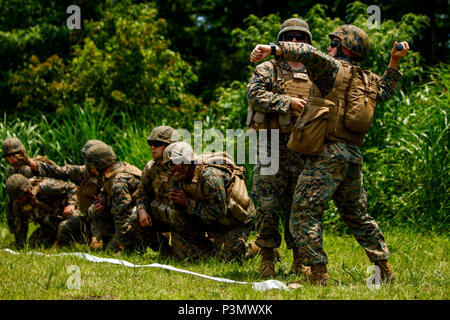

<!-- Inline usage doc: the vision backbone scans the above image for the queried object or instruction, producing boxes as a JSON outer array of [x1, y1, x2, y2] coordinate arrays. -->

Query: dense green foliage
[[363, 64, 449, 231], [151, 0, 448, 101], [0, 1, 448, 233], [8, 1, 206, 124], [231, 2, 429, 83]]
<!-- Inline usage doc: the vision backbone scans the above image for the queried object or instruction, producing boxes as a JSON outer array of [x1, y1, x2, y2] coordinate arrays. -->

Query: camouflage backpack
[[103, 162, 142, 205]]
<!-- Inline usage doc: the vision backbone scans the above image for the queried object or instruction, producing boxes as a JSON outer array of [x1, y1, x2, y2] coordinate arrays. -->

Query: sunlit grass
[[0, 224, 448, 299]]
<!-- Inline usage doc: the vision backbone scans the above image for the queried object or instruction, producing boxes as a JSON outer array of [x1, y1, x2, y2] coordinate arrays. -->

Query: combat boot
[[159, 241, 173, 259], [308, 264, 330, 286], [375, 260, 397, 284], [259, 248, 275, 278], [245, 240, 261, 259], [90, 236, 104, 250], [291, 249, 311, 276], [50, 240, 61, 250]]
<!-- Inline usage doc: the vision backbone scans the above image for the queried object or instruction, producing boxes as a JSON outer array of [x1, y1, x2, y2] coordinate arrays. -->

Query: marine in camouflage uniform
[[164, 142, 258, 261], [5, 174, 81, 248], [85, 144, 165, 253], [250, 25, 409, 284], [128, 126, 180, 255], [247, 18, 313, 277], [30, 140, 108, 247], [2, 138, 56, 247]]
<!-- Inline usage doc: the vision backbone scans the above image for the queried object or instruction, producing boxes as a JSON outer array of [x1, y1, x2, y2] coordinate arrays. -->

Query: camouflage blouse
[[136, 160, 173, 212], [277, 41, 403, 164], [247, 60, 305, 115]]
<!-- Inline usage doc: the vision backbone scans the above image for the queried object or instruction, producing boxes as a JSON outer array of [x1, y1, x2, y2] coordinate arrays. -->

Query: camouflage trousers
[[128, 208, 171, 253], [252, 133, 305, 249], [6, 200, 14, 237], [55, 215, 91, 247], [28, 225, 57, 248], [171, 223, 253, 262], [129, 205, 252, 261], [28, 211, 90, 248], [5, 199, 25, 248], [289, 156, 390, 266], [88, 205, 138, 251]]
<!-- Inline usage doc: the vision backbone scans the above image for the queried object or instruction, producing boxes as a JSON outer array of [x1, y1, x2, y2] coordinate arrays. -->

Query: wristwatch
[[270, 43, 276, 56]]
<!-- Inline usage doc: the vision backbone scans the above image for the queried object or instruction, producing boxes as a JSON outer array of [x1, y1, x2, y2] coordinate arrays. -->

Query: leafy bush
[[9, 0, 206, 128]]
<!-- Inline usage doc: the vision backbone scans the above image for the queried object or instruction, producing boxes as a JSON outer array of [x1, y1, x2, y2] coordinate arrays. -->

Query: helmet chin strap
[[334, 41, 345, 59], [96, 167, 107, 177]]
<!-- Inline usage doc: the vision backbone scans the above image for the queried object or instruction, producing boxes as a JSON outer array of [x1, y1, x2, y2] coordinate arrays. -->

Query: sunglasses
[[166, 159, 195, 170], [147, 140, 166, 148], [283, 33, 307, 41], [3, 151, 20, 158], [330, 39, 340, 48]]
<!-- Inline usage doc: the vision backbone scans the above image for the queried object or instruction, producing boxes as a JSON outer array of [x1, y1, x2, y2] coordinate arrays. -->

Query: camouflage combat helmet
[[163, 141, 197, 165], [328, 24, 369, 60], [81, 139, 107, 155], [147, 126, 180, 146], [5, 174, 31, 200], [277, 18, 312, 44], [2, 137, 25, 157], [85, 144, 117, 170]]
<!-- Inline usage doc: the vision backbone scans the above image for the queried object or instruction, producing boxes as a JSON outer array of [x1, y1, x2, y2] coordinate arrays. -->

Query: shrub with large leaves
[[9, 1, 206, 128]]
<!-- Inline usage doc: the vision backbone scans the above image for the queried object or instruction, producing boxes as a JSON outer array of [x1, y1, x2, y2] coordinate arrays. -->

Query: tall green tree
[[9, 1, 206, 128], [0, 0, 102, 111]]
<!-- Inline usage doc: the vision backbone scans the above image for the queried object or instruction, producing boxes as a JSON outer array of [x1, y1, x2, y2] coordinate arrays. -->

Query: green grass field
[[0, 223, 448, 300]]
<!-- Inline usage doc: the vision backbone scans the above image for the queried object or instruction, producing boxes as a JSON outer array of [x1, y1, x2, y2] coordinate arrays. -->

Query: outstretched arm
[[250, 42, 338, 97]]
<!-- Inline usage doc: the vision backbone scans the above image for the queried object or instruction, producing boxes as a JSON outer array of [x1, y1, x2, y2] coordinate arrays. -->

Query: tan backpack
[[288, 63, 379, 154], [344, 66, 379, 134], [103, 162, 142, 204]]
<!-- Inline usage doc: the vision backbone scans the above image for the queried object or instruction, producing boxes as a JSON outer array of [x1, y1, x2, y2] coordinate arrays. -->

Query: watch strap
[[270, 43, 276, 56]]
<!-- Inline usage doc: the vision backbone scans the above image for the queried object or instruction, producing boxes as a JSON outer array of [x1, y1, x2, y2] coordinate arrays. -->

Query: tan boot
[[246, 240, 261, 259], [90, 236, 104, 250], [308, 264, 330, 286], [259, 248, 275, 278], [291, 249, 311, 276], [375, 260, 397, 284]]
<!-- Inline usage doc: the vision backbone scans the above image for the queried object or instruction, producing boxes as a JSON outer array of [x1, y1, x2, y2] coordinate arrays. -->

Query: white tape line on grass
[[2, 249, 288, 291]]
